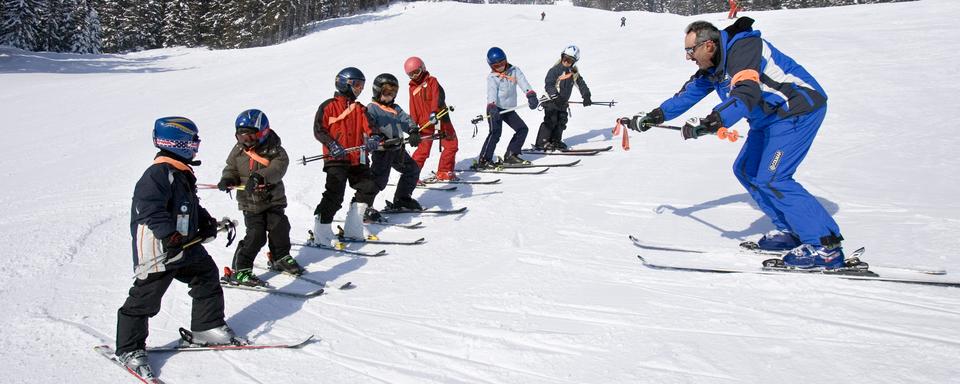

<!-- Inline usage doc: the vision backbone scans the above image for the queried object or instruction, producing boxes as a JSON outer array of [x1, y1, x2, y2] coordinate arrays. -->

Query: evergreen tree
[[1, 0, 44, 50]]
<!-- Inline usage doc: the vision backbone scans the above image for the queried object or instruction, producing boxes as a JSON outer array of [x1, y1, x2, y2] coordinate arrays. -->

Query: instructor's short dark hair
[[685, 21, 721, 46]]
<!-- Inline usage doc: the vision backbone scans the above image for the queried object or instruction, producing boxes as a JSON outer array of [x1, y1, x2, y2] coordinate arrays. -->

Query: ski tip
[[339, 281, 355, 290]]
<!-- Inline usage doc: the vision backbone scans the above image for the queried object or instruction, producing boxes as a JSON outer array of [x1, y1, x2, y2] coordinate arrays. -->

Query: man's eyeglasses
[[685, 40, 708, 56]]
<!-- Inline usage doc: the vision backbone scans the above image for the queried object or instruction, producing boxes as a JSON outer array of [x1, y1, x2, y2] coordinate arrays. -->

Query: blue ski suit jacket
[[660, 17, 827, 129]]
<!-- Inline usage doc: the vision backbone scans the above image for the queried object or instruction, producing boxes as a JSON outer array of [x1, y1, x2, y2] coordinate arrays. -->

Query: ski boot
[[342, 202, 373, 241], [435, 171, 461, 182], [756, 229, 801, 251], [222, 267, 268, 287], [268, 254, 304, 276], [117, 349, 155, 380], [391, 196, 423, 211], [471, 158, 498, 170], [781, 244, 845, 269], [551, 141, 568, 150], [502, 152, 530, 165], [180, 325, 248, 346], [364, 206, 384, 223], [310, 216, 341, 248]]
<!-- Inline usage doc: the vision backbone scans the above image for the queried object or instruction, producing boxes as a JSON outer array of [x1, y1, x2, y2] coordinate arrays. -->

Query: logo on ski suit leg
[[769, 150, 783, 172]]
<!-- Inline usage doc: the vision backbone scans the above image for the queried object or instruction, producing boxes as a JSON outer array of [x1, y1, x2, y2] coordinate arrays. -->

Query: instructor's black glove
[[628, 108, 665, 132], [217, 175, 240, 191], [681, 110, 724, 140], [198, 217, 219, 241]]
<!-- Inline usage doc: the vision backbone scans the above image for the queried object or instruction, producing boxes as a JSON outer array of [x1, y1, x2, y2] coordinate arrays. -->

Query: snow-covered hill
[[1, 1, 958, 382]]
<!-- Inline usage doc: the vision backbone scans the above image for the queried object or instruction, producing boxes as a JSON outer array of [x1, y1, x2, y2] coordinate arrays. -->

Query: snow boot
[[342, 202, 370, 240], [364, 206, 384, 223], [117, 349, 155, 380], [502, 153, 530, 165], [435, 171, 461, 181], [392, 196, 423, 211], [268, 254, 304, 276], [311, 216, 338, 247], [223, 268, 268, 287], [184, 325, 247, 346], [756, 229, 802, 251], [782, 244, 845, 269]]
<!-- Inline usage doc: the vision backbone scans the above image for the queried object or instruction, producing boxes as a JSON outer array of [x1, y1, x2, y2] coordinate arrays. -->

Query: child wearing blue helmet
[[217, 109, 301, 287], [476, 46, 539, 169], [116, 117, 245, 382]]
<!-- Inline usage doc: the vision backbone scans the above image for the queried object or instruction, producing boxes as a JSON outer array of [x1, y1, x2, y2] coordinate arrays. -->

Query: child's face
[[236, 128, 258, 148], [379, 84, 398, 104]]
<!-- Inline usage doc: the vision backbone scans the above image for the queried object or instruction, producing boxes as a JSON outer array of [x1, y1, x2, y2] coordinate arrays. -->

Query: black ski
[[339, 237, 426, 246], [388, 182, 457, 191], [150, 331, 315, 352], [219, 279, 325, 297], [335, 218, 424, 229], [500, 159, 580, 168], [94, 345, 165, 383], [421, 174, 502, 185], [381, 206, 467, 215], [521, 149, 601, 156], [293, 241, 388, 257], [564, 145, 613, 152], [455, 167, 549, 175], [252, 264, 354, 290]]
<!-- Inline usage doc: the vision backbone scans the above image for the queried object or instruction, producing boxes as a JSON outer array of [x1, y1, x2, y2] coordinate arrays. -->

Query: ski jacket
[[221, 133, 289, 214], [408, 71, 451, 126], [660, 17, 827, 129], [487, 64, 535, 109], [130, 154, 213, 274], [543, 63, 591, 110], [314, 92, 373, 166], [366, 101, 417, 150]]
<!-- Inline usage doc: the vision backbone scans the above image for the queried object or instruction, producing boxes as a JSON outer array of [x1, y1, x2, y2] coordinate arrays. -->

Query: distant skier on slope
[[117, 117, 246, 381], [365, 72, 424, 219], [728, 0, 740, 19], [625, 18, 844, 269], [621, 16, 626, 27], [312, 67, 380, 245], [475, 46, 539, 169], [405, 56, 461, 182], [534, 44, 591, 151], [217, 109, 302, 286]]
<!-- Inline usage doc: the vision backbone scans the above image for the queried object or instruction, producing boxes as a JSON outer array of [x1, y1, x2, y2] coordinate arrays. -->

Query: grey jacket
[[221, 133, 289, 214]]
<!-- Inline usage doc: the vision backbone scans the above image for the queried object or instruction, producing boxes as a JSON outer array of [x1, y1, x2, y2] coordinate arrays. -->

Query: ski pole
[[616, 117, 743, 143], [132, 217, 238, 279], [197, 184, 246, 191], [416, 106, 454, 132], [297, 145, 365, 165], [568, 100, 617, 107]]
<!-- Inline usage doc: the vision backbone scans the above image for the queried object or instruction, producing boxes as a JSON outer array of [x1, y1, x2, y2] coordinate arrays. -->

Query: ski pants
[[732, 106, 842, 246], [535, 106, 569, 147], [480, 110, 528, 162], [315, 164, 377, 223], [233, 206, 291, 271], [412, 120, 459, 174], [371, 148, 422, 202], [116, 254, 225, 355]]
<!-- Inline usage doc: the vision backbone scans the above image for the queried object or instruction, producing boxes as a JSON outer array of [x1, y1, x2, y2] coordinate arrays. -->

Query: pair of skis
[[628, 235, 958, 287], [521, 145, 613, 156], [456, 159, 581, 174], [95, 332, 315, 383]]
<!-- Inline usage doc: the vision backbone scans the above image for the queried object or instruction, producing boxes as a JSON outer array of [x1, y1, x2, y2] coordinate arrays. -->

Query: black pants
[[316, 164, 378, 223], [536, 107, 568, 147], [116, 255, 225, 355], [371, 149, 422, 202], [233, 206, 291, 271]]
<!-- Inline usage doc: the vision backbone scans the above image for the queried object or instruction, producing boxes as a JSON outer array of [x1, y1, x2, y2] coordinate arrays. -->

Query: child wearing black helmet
[[217, 109, 301, 287]]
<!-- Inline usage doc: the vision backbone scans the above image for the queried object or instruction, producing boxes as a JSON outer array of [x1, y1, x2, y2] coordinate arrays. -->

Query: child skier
[[312, 67, 381, 244], [534, 45, 592, 151], [365, 73, 424, 220], [117, 117, 245, 380], [217, 109, 302, 286], [404, 56, 461, 181], [476, 46, 540, 169]]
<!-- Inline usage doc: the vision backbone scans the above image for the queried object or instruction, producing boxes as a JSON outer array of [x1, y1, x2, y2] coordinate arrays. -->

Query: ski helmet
[[404, 56, 425, 78], [153, 116, 200, 160], [486, 47, 507, 66], [372, 73, 399, 102], [235, 109, 271, 146], [561, 45, 580, 63], [335, 67, 366, 98]]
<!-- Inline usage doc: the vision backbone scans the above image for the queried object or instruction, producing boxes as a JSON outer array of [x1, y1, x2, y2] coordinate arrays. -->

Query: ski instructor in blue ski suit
[[627, 17, 845, 269]]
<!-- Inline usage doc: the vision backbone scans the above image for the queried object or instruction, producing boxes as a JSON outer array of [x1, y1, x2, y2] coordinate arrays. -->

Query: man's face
[[685, 32, 715, 70], [379, 84, 397, 104]]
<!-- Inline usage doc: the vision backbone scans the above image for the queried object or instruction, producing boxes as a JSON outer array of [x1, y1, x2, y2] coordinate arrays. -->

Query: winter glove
[[582, 95, 592, 107], [197, 216, 219, 242], [407, 130, 422, 147], [365, 135, 383, 151], [161, 232, 185, 258], [327, 141, 347, 158], [487, 103, 502, 127], [245, 173, 265, 192], [628, 108, 665, 132], [428, 112, 439, 127], [526, 90, 539, 109], [681, 111, 724, 140], [217, 175, 240, 191]]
